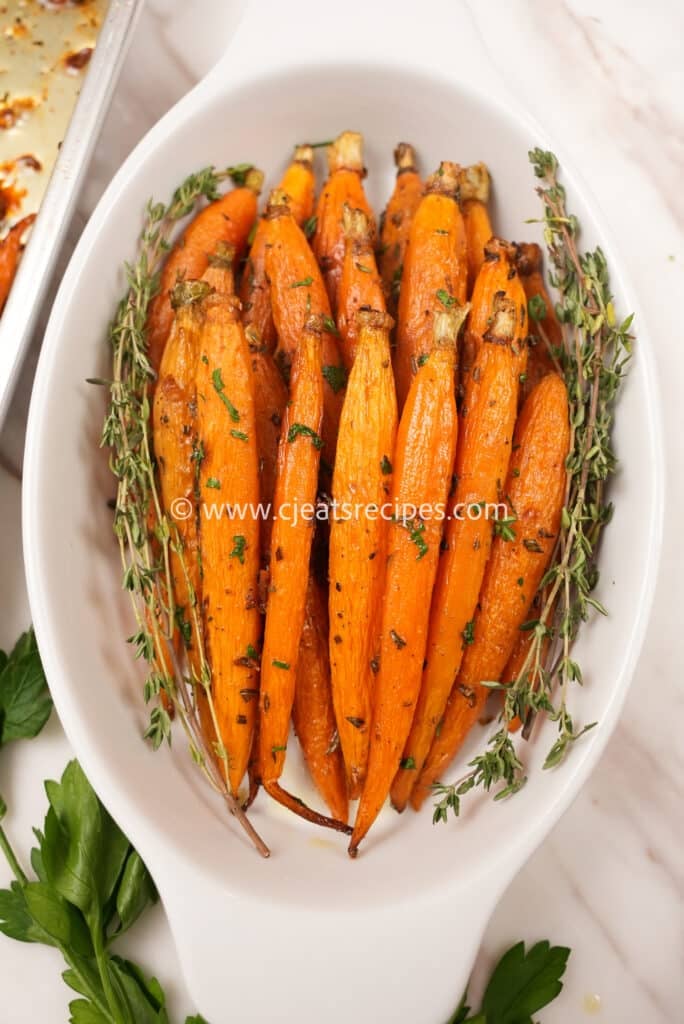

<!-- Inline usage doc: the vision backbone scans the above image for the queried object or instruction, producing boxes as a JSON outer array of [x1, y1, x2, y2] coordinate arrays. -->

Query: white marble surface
[[1, 1, 683, 1020]]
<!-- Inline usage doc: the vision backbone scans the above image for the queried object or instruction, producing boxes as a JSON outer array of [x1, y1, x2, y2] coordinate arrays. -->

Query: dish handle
[[204, 0, 508, 99], [155, 852, 505, 1024]]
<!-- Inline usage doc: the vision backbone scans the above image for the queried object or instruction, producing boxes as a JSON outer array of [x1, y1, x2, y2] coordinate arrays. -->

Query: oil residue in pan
[[0, 0, 108, 228]]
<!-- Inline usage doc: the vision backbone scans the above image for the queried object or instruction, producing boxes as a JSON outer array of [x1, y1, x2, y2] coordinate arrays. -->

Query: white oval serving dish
[[23, 3, 664, 1021]]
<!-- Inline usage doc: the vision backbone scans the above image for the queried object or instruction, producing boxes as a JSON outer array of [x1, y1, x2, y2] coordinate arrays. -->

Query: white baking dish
[[22, 2, 664, 1021]]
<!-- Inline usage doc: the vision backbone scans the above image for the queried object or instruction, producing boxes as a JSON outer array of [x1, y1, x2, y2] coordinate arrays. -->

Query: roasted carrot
[[146, 168, 263, 373], [391, 240, 527, 812], [515, 242, 563, 403], [0, 213, 35, 312], [459, 163, 493, 295], [411, 372, 570, 806], [245, 325, 288, 557], [258, 316, 349, 833], [329, 309, 398, 799], [240, 147, 315, 352], [264, 190, 345, 459], [394, 161, 467, 409], [292, 576, 349, 822], [379, 143, 422, 312], [349, 307, 468, 856], [152, 280, 209, 683], [336, 205, 386, 370], [195, 257, 261, 797], [312, 131, 374, 315]]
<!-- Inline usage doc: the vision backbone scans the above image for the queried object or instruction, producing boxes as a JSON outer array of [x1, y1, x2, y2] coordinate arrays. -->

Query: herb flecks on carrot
[[391, 239, 526, 813], [146, 169, 263, 374], [412, 372, 570, 807], [394, 161, 467, 409], [337, 204, 387, 369], [379, 143, 422, 313], [313, 131, 374, 316], [241, 146, 315, 352], [264, 189, 345, 458], [329, 308, 397, 800], [459, 162, 493, 295], [293, 576, 349, 822], [258, 316, 350, 833], [350, 306, 468, 855], [196, 260, 261, 798]]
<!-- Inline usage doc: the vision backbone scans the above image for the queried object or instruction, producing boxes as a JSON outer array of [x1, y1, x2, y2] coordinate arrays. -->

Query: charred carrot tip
[[264, 781, 352, 834], [483, 236, 518, 264], [170, 279, 213, 310], [328, 130, 365, 175], [425, 161, 461, 198], [458, 162, 491, 203], [514, 241, 543, 276], [394, 142, 418, 174], [303, 312, 326, 335]]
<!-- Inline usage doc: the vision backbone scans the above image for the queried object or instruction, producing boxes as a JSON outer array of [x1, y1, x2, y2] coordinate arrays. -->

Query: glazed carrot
[[240, 146, 315, 352], [336, 205, 386, 369], [515, 242, 563, 403], [411, 372, 570, 806], [349, 307, 468, 856], [312, 131, 374, 315], [245, 326, 288, 556], [394, 161, 467, 409], [0, 213, 35, 312], [195, 260, 261, 798], [146, 168, 263, 373], [329, 309, 398, 799], [459, 163, 493, 295], [152, 280, 209, 682], [379, 143, 422, 312], [264, 190, 345, 459], [292, 576, 349, 822], [258, 317, 349, 833], [390, 240, 527, 812]]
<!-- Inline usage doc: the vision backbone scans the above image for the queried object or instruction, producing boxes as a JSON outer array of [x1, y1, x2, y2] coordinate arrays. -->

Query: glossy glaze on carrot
[[152, 281, 208, 683], [196, 269, 261, 797], [391, 240, 527, 812], [329, 309, 397, 799], [293, 576, 349, 822], [379, 143, 422, 312], [394, 161, 467, 409], [515, 241, 563, 404], [264, 190, 345, 460], [240, 147, 315, 352], [312, 131, 374, 315], [146, 169, 263, 373], [258, 317, 350, 832], [349, 308, 467, 855], [336, 205, 386, 370], [411, 372, 570, 808], [459, 163, 493, 295]]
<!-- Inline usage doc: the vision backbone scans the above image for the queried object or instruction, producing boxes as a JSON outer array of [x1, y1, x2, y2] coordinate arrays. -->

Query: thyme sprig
[[101, 165, 269, 857], [433, 149, 632, 823]]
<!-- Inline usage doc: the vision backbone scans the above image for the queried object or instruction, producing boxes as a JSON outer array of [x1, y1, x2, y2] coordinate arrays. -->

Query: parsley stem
[[93, 927, 122, 1023], [0, 817, 29, 886]]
